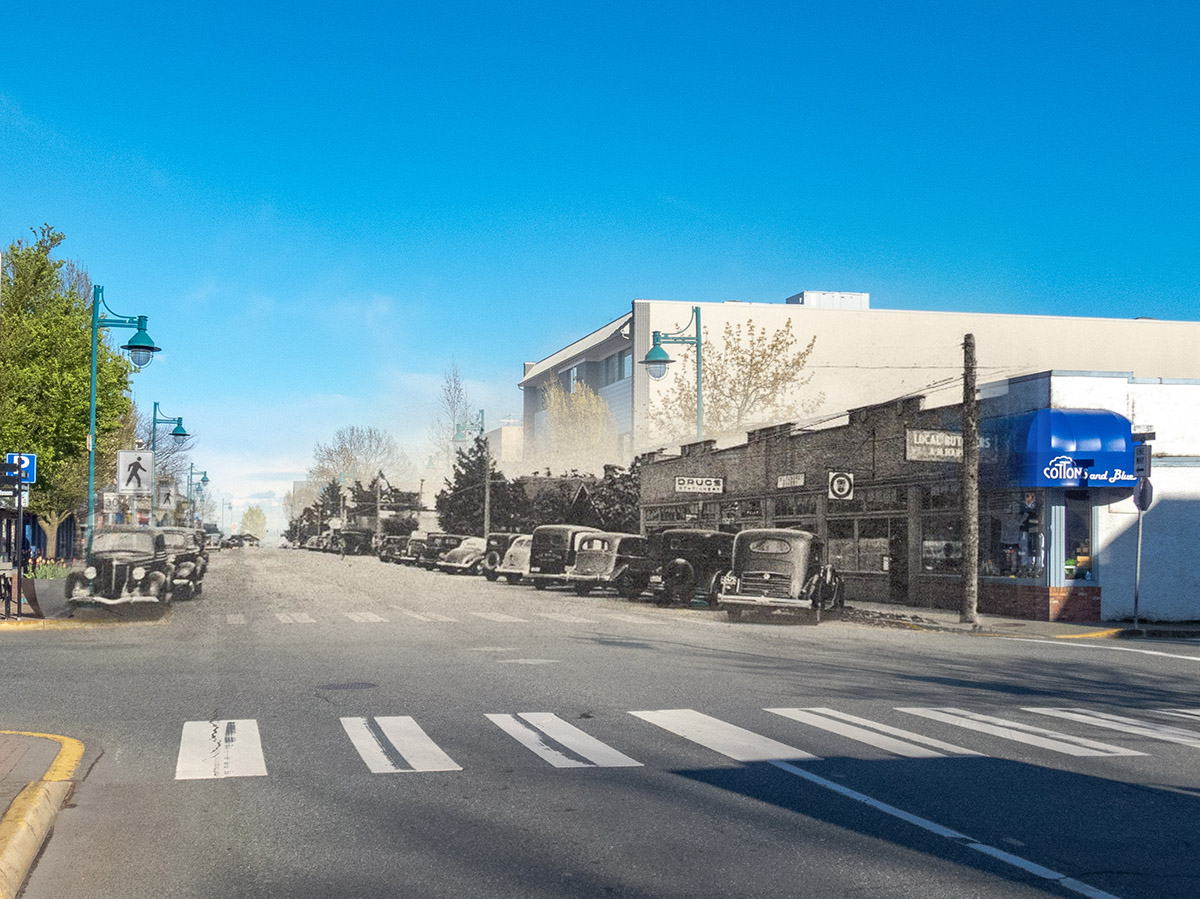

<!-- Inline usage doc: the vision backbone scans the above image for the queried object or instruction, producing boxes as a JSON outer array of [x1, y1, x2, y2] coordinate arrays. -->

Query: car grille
[[736, 572, 794, 600]]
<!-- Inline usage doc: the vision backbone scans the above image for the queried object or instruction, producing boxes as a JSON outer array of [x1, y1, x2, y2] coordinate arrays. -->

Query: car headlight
[[131, 567, 146, 581], [84, 565, 97, 579]]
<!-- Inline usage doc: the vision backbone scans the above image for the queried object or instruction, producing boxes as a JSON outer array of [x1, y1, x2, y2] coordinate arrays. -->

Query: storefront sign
[[674, 477, 724, 494], [906, 429, 992, 462], [776, 473, 805, 489]]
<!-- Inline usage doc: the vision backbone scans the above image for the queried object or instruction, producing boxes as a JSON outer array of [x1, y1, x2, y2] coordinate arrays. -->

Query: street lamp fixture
[[640, 305, 703, 440], [187, 464, 209, 526], [149, 402, 189, 522], [86, 286, 162, 561]]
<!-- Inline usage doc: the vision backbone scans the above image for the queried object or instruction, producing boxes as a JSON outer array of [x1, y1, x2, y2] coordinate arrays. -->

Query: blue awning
[[983, 409, 1136, 488]]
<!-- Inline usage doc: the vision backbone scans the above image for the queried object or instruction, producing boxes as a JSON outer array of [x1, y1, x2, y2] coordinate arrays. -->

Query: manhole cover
[[315, 682, 378, 691]]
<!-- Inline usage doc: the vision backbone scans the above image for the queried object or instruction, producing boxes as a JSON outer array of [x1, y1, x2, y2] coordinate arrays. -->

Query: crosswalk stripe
[[766, 708, 981, 758], [606, 614, 664, 625], [495, 713, 641, 767], [898, 708, 1144, 757], [341, 716, 462, 772], [470, 612, 528, 623], [421, 611, 457, 622], [225, 614, 246, 625], [1159, 709, 1200, 721], [175, 720, 268, 780], [630, 709, 818, 762], [277, 612, 316, 624], [343, 611, 387, 623], [1025, 707, 1200, 748], [487, 714, 589, 767], [537, 613, 598, 623], [393, 608, 433, 622]]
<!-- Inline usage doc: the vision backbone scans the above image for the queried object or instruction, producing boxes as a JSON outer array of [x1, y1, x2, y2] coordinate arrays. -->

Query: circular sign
[[828, 472, 854, 501]]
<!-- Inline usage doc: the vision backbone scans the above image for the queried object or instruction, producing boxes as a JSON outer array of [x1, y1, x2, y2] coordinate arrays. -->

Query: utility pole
[[374, 473, 383, 548], [961, 333, 980, 625]]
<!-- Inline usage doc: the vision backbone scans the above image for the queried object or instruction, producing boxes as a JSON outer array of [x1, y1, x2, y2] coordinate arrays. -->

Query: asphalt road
[[4, 548, 1200, 899]]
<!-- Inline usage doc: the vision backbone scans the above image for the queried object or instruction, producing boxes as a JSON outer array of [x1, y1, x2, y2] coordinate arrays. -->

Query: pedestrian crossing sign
[[117, 450, 154, 495]]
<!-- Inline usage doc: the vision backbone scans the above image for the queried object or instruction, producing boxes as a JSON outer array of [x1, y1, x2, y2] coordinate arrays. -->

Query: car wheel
[[726, 608, 743, 622], [505, 574, 522, 585], [573, 582, 592, 596], [484, 570, 499, 581], [616, 575, 644, 600], [532, 580, 548, 590]]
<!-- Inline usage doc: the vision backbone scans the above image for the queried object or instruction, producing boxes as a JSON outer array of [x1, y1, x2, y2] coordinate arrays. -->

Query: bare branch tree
[[427, 363, 474, 473], [308, 425, 413, 490]]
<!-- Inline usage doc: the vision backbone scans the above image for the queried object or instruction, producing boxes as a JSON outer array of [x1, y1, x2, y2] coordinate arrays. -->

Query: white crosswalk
[[172, 702, 1198, 781], [226, 607, 684, 627]]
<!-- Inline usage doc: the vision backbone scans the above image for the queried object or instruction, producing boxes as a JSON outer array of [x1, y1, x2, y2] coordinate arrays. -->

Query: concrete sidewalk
[[838, 598, 1200, 640], [0, 732, 82, 899]]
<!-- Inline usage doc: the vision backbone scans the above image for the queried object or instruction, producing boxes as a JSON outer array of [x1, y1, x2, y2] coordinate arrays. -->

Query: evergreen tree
[[435, 435, 528, 535]]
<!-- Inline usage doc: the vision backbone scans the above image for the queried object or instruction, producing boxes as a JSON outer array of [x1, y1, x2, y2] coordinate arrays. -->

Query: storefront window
[[857, 519, 890, 572], [980, 491, 1044, 579], [775, 494, 818, 519], [1065, 490, 1093, 581], [921, 516, 961, 573], [922, 482, 960, 511], [827, 519, 856, 570]]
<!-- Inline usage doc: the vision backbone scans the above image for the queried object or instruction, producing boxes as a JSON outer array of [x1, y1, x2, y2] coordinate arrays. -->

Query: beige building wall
[[633, 298, 1200, 454]]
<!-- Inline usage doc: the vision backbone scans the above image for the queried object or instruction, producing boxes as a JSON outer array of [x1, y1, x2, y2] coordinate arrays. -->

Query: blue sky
[[3, 2, 1198, 532]]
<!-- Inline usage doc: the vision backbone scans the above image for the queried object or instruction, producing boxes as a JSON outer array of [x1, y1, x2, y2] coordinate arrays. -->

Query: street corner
[[0, 732, 84, 899], [2, 600, 171, 631]]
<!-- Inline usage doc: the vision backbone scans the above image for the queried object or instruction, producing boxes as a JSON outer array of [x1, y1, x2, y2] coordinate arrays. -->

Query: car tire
[[505, 574, 522, 585], [725, 608, 743, 622], [532, 580, 548, 591], [573, 583, 592, 596]]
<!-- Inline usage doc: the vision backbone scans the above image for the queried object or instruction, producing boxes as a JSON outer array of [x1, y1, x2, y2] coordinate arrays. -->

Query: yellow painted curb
[[0, 610, 170, 631], [1055, 628, 1123, 640], [0, 733, 84, 899]]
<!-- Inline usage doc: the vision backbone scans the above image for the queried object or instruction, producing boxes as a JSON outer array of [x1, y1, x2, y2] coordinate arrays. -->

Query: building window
[[921, 516, 961, 573], [980, 490, 1044, 579], [620, 350, 632, 380], [1065, 490, 1093, 581]]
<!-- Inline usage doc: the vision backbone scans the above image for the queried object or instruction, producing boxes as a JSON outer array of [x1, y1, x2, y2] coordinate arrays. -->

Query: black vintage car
[[648, 528, 736, 606], [377, 535, 408, 563], [66, 526, 176, 605], [337, 528, 375, 556], [482, 533, 524, 581], [399, 536, 426, 565], [527, 524, 600, 589], [566, 532, 655, 598], [419, 533, 467, 569], [719, 528, 843, 622], [159, 526, 207, 599]]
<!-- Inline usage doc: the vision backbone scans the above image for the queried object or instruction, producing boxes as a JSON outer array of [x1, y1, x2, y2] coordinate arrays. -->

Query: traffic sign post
[[1133, 475, 1152, 632], [5, 453, 36, 485]]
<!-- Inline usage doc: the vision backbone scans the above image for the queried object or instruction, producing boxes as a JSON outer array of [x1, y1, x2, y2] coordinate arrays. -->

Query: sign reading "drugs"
[[674, 477, 724, 494]]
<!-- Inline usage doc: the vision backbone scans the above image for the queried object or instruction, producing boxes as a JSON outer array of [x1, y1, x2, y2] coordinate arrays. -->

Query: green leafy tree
[[0, 225, 134, 554], [589, 463, 642, 534], [240, 505, 266, 539], [435, 435, 529, 535], [648, 318, 823, 444]]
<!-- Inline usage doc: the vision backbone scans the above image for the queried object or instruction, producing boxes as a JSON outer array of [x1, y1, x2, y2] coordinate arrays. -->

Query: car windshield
[[161, 532, 190, 550], [579, 537, 611, 552], [92, 531, 155, 554]]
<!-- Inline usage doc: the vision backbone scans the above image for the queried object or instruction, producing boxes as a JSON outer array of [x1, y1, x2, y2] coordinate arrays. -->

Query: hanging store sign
[[674, 477, 724, 494]]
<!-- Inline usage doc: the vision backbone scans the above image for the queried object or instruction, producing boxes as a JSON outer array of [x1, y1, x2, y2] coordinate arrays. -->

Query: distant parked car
[[648, 528, 735, 606], [495, 535, 533, 585], [719, 528, 843, 622], [437, 536, 487, 574], [482, 533, 524, 581], [566, 532, 655, 598], [527, 524, 601, 590], [419, 533, 467, 569], [399, 536, 426, 565], [377, 535, 408, 563], [338, 529, 374, 556], [66, 527, 175, 605], [222, 535, 245, 549], [159, 526, 207, 599]]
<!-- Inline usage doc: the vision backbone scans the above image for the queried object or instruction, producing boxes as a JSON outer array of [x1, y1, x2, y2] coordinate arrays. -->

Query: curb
[[0, 733, 84, 899], [1, 605, 170, 631]]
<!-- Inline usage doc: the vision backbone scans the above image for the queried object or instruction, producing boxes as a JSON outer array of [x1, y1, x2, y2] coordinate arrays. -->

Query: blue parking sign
[[5, 453, 36, 484]]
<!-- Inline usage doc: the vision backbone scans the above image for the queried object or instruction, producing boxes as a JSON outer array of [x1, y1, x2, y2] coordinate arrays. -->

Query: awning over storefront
[[984, 408, 1136, 488]]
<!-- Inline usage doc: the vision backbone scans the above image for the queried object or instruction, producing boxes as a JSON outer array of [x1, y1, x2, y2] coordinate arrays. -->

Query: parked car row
[[368, 524, 844, 620], [66, 525, 209, 605]]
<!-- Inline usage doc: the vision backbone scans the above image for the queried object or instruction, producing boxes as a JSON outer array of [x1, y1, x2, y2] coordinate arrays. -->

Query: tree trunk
[[36, 509, 72, 560]]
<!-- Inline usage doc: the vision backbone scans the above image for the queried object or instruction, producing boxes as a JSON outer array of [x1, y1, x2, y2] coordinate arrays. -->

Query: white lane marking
[[392, 608, 432, 622], [537, 613, 598, 623], [1007, 638, 1200, 662], [488, 714, 588, 767], [517, 713, 642, 767], [898, 708, 1144, 757], [470, 612, 528, 623], [630, 709, 818, 762], [766, 708, 981, 759], [276, 612, 316, 624], [606, 614, 663, 625], [343, 611, 387, 623], [175, 720, 268, 780], [769, 758, 1122, 899], [1160, 709, 1200, 721], [422, 611, 458, 622], [497, 658, 559, 665], [341, 716, 461, 773], [1025, 708, 1200, 748], [467, 646, 516, 652], [225, 614, 246, 625]]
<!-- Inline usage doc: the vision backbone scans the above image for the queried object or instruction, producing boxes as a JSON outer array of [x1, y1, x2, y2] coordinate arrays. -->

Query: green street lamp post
[[149, 402, 189, 522], [86, 285, 161, 561], [640, 305, 703, 441], [187, 464, 209, 526], [454, 410, 489, 537]]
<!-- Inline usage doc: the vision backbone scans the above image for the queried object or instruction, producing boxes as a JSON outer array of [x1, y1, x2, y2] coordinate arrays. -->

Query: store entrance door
[[888, 519, 909, 602]]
